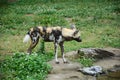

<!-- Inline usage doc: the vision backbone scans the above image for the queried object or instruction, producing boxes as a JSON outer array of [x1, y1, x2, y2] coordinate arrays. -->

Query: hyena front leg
[[59, 42, 68, 63], [54, 42, 59, 64]]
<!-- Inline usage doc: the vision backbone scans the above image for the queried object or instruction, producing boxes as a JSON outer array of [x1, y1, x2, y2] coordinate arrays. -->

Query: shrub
[[0, 52, 53, 80]]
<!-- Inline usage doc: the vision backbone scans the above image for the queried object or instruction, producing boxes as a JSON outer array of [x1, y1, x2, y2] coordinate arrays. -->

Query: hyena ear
[[73, 30, 79, 36], [70, 24, 76, 30]]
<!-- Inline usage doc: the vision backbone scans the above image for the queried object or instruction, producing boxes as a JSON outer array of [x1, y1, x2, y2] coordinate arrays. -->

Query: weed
[[77, 56, 95, 67]]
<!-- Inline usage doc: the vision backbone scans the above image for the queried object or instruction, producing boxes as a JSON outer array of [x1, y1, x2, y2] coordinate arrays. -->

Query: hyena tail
[[23, 34, 30, 43]]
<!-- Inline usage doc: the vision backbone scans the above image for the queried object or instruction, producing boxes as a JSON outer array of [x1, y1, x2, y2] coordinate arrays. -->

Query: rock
[[94, 59, 120, 69], [107, 65, 120, 72], [77, 48, 115, 59], [65, 51, 79, 59], [98, 65, 120, 79], [78, 66, 103, 76]]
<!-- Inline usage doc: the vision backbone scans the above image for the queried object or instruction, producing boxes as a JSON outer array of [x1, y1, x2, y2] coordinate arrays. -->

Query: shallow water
[[97, 71, 120, 80]]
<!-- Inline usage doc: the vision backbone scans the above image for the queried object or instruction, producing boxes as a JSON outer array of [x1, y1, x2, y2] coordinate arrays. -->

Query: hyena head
[[70, 24, 82, 42], [28, 27, 40, 43], [73, 30, 82, 42]]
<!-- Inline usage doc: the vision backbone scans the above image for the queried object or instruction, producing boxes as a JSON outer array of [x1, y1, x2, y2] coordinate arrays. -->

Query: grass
[[0, 0, 120, 79]]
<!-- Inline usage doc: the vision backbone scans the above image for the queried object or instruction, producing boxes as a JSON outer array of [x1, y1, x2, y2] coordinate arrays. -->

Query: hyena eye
[[73, 30, 79, 36], [31, 33, 37, 37], [31, 32, 40, 43]]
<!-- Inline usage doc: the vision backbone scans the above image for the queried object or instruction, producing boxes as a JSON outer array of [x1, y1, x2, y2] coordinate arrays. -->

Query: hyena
[[23, 25, 82, 64]]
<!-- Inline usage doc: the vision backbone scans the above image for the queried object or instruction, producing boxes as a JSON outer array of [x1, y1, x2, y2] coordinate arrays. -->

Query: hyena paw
[[64, 61, 69, 64], [55, 61, 60, 64]]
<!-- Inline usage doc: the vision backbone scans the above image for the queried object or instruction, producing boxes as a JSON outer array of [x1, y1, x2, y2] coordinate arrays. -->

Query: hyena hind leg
[[59, 42, 68, 63], [27, 40, 39, 54], [54, 43, 60, 64]]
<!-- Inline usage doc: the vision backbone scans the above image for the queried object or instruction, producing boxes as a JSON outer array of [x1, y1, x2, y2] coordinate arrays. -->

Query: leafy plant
[[0, 52, 53, 80], [77, 56, 95, 67]]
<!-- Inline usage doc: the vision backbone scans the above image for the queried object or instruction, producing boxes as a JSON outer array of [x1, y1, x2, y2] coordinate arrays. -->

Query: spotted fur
[[23, 26, 82, 63]]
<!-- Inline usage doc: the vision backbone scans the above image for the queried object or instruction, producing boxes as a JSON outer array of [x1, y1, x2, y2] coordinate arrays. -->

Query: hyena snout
[[75, 37, 82, 42]]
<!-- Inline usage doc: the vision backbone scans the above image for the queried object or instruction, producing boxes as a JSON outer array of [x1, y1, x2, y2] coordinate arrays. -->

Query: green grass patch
[[0, 0, 120, 54]]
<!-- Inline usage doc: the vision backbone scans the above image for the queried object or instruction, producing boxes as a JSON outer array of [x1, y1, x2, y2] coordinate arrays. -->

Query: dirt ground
[[46, 48, 120, 80]]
